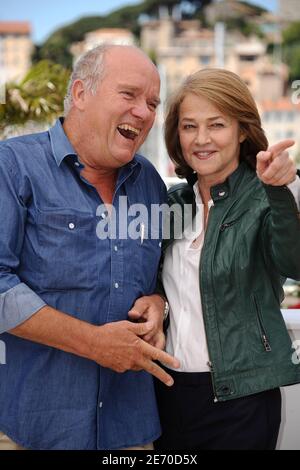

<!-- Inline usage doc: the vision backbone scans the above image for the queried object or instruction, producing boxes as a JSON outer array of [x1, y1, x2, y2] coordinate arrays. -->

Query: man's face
[[82, 48, 161, 170]]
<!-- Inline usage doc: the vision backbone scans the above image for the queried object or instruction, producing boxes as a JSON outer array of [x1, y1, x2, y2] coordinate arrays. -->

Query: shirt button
[[114, 246, 118, 252], [68, 223, 75, 230], [99, 402, 103, 408], [114, 283, 119, 289], [159, 242, 162, 247]]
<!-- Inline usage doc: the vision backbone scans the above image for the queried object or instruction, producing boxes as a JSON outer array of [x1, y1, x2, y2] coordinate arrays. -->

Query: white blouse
[[162, 182, 213, 372]]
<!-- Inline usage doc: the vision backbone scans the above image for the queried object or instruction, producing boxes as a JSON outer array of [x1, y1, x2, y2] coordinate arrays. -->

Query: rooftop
[[0, 21, 31, 35]]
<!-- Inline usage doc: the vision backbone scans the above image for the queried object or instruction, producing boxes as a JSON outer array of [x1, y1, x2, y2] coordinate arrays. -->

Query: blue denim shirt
[[0, 119, 167, 450]]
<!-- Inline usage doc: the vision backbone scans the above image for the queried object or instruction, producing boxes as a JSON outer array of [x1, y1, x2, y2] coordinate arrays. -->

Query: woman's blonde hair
[[165, 68, 268, 178]]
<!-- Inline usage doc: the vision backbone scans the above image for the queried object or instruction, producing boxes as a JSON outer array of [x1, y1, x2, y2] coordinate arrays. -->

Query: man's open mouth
[[117, 124, 141, 141]]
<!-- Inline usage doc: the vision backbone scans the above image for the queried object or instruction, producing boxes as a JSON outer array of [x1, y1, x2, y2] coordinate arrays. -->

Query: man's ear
[[71, 79, 86, 111]]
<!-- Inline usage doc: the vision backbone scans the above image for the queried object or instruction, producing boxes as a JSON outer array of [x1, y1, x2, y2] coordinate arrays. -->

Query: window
[[239, 55, 257, 62], [200, 55, 210, 65]]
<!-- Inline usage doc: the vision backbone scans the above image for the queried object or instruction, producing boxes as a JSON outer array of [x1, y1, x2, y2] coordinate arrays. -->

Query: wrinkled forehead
[[102, 52, 160, 97], [105, 47, 159, 80]]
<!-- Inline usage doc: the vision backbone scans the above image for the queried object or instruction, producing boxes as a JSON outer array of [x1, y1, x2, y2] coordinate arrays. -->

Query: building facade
[[260, 98, 300, 163], [279, 0, 300, 23], [140, 18, 287, 102], [70, 28, 135, 64], [0, 22, 33, 83]]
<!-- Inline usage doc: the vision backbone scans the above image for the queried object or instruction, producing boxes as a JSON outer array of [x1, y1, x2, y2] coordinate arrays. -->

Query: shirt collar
[[48, 118, 142, 183], [49, 118, 77, 167], [193, 181, 214, 208]]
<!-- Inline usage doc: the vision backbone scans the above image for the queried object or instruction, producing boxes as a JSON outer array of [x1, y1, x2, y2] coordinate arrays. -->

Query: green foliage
[[224, 17, 264, 38], [0, 60, 70, 132], [282, 21, 300, 45], [34, 4, 149, 66], [239, 1, 267, 16], [283, 44, 300, 82], [33, 1, 213, 67], [282, 22, 300, 82]]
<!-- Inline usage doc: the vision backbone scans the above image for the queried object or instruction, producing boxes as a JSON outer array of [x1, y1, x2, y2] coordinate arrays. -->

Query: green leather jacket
[[161, 162, 300, 402]]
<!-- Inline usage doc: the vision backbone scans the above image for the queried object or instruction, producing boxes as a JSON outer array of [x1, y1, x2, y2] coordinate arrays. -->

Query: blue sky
[[0, 0, 278, 44]]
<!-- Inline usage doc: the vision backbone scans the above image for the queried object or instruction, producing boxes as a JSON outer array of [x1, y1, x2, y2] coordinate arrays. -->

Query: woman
[[130, 68, 300, 450]]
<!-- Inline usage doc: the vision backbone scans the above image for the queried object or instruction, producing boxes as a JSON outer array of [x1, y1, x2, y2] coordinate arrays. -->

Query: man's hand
[[90, 320, 179, 386], [128, 295, 166, 349], [256, 139, 296, 186], [10, 306, 179, 386]]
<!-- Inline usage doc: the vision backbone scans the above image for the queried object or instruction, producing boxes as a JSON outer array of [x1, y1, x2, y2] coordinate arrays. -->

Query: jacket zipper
[[199, 208, 219, 402], [253, 295, 272, 352], [220, 210, 249, 232], [206, 361, 219, 402]]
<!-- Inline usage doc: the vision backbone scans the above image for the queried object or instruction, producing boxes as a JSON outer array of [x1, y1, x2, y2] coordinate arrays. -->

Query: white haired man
[[0, 44, 179, 450]]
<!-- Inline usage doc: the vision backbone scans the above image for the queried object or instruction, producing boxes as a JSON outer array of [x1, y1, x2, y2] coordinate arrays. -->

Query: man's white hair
[[64, 44, 128, 116]]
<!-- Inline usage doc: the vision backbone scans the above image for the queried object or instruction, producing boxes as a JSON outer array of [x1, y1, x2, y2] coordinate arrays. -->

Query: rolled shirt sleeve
[[0, 147, 46, 332], [0, 283, 46, 333]]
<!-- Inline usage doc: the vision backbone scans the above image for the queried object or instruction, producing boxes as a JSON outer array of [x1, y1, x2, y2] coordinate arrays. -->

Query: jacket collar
[[187, 161, 254, 204]]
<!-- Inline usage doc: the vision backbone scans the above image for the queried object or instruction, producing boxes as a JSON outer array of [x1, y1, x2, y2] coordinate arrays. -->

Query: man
[[0, 45, 179, 450]]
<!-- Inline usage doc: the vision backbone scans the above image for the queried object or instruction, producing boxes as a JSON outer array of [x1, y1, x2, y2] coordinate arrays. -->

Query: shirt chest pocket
[[35, 210, 96, 291]]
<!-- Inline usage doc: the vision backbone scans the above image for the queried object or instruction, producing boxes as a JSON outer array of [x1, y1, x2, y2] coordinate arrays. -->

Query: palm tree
[[0, 60, 70, 137]]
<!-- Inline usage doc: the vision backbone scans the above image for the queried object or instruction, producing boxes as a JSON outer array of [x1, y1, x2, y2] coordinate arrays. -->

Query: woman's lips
[[193, 151, 217, 160]]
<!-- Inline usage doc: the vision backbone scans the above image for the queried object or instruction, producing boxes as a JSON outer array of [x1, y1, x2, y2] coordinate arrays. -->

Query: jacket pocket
[[220, 210, 249, 231], [252, 294, 272, 352]]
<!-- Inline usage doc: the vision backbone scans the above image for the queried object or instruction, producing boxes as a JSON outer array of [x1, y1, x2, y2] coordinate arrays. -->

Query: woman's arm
[[256, 140, 300, 280]]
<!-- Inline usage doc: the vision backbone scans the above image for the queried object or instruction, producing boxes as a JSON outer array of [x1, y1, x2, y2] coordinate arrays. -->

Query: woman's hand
[[256, 139, 296, 186], [128, 295, 166, 350]]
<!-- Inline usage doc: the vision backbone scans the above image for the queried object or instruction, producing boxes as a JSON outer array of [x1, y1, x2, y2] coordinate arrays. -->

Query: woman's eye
[[183, 124, 195, 129], [210, 123, 224, 128]]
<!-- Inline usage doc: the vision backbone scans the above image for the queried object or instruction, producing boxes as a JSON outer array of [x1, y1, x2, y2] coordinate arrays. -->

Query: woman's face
[[178, 93, 245, 185]]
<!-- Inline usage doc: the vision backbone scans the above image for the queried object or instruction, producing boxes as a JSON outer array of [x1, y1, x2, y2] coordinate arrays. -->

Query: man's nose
[[131, 101, 152, 121]]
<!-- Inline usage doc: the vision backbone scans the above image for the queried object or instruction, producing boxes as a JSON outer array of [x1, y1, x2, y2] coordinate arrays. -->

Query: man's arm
[[0, 152, 47, 333]]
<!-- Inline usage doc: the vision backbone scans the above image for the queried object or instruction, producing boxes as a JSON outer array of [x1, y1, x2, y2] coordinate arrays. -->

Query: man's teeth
[[118, 124, 140, 136]]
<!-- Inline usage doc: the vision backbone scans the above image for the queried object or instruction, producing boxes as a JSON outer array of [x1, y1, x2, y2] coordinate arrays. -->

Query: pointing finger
[[268, 139, 295, 159]]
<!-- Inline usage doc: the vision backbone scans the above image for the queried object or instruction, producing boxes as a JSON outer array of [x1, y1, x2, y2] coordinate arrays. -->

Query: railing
[[278, 310, 300, 450]]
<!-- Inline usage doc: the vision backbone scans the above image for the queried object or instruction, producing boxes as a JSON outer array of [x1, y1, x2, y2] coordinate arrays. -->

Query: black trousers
[[154, 368, 281, 451]]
